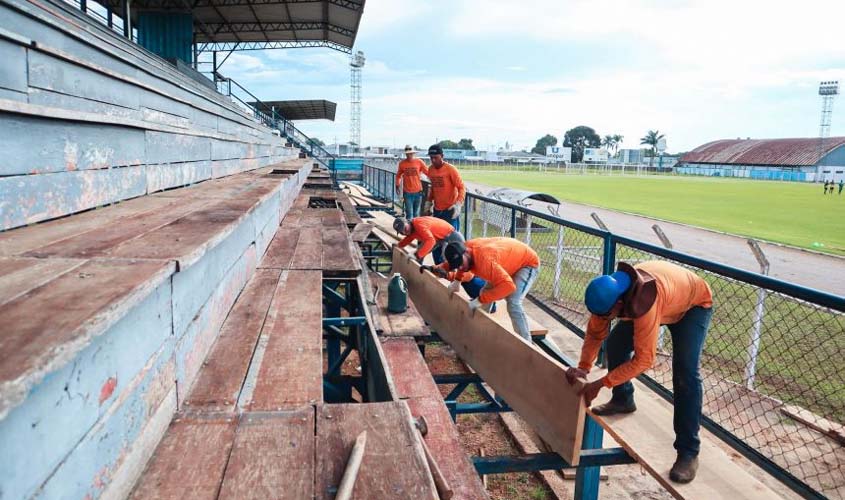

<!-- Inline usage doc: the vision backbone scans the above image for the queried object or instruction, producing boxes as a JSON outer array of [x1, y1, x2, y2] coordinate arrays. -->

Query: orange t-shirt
[[426, 162, 465, 210], [439, 237, 540, 304], [395, 158, 428, 194], [397, 216, 456, 258], [578, 261, 713, 388]]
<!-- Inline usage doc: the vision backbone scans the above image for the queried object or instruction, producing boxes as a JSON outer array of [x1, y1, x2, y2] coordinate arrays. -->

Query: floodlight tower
[[818, 81, 839, 173], [349, 50, 365, 154]]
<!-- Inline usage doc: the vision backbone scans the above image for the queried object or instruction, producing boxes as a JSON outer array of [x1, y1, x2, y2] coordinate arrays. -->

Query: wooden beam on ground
[[780, 404, 845, 445], [393, 246, 586, 466], [315, 401, 439, 500], [591, 378, 781, 499]]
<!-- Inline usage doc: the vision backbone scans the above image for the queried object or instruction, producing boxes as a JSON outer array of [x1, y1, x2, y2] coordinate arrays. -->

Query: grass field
[[459, 172, 845, 256]]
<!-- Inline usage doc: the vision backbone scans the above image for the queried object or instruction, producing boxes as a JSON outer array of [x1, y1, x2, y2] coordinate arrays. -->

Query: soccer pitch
[[459, 171, 845, 256]]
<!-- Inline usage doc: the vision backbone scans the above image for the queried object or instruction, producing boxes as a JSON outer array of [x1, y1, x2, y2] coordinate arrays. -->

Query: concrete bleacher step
[[0, 159, 309, 500]]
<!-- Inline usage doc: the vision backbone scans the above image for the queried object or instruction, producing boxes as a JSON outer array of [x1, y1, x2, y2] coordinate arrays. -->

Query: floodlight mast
[[350, 50, 365, 154], [817, 81, 839, 181]]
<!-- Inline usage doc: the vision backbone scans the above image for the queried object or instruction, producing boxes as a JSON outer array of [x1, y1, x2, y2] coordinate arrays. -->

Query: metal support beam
[[473, 448, 635, 475], [322, 316, 367, 327]]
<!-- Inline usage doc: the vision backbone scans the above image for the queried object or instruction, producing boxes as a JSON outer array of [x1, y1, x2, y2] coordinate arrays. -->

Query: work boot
[[591, 399, 637, 416], [670, 455, 698, 483]]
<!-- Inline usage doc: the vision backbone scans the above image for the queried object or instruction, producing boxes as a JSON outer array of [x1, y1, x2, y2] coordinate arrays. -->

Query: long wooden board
[[393, 246, 586, 465]]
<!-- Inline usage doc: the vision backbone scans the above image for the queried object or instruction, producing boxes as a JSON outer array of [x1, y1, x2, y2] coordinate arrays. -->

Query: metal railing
[[214, 74, 338, 184], [362, 162, 845, 500]]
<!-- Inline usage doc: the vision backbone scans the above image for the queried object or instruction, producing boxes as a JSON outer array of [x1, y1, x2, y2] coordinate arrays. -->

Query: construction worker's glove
[[449, 203, 462, 219], [468, 298, 481, 312], [414, 252, 424, 264], [423, 200, 433, 216], [420, 265, 447, 278], [447, 280, 461, 294]]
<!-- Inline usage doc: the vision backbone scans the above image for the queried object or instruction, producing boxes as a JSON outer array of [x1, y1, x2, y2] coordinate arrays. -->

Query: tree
[[308, 137, 325, 148], [640, 130, 665, 166], [531, 134, 558, 155], [563, 126, 601, 163], [601, 135, 614, 151], [612, 134, 624, 155], [456, 138, 476, 150], [438, 139, 460, 149]]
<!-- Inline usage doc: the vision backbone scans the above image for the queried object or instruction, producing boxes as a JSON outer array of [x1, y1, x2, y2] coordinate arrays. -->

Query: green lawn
[[460, 172, 845, 255]]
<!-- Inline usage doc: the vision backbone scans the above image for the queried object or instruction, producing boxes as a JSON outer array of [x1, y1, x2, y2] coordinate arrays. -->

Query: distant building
[[618, 148, 646, 164], [678, 137, 845, 182]]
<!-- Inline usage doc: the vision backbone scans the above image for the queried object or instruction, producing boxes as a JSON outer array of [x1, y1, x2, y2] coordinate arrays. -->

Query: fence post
[[521, 201, 532, 246], [651, 224, 674, 350], [481, 197, 488, 237], [549, 205, 565, 300], [510, 207, 517, 237], [464, 196, 472, 239], [744, 239, 770, 390]]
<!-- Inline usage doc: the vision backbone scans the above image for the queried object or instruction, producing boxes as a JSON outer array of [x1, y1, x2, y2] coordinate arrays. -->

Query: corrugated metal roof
[[249, 100, 336, 121], [680, 137, 845, 166]]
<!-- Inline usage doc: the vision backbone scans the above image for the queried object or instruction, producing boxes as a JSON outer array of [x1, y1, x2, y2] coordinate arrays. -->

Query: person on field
[[395, 216, 494, 311], [565, 260, 713, 484], [839, 179, 844, 195], [395, 145, 428, 219], [424, 144, 466, 231], [435, 238, 540, 341]]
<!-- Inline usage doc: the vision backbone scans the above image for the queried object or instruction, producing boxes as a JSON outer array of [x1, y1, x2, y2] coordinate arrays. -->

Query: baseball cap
[[443, 241, 467, 270], [428, 144, 444, 156], [584, 271, 632, 315]]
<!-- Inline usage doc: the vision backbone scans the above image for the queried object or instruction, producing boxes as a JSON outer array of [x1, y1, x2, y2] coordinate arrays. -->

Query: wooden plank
[[129, 415, 237, 500], [591, 379, 781, 499], [288, 226, 323, 270], [406, 397, 490, 500], [0, 256, 84, 306], [249, 270, 323, 410], [0, 258, 175, 419], [259, 226, 300, 269], [322, 225, 360, 276], [22, 198, 210, 258], [315, 402, 439, 500], [218, 408, 315, 500], [781, 404, 845, 445], [371, 273, 429, 337], [350, 223, 373, 243], [381, 339, 441, 400], [184, 269, 281, 412], [393, 246, 586, 465]]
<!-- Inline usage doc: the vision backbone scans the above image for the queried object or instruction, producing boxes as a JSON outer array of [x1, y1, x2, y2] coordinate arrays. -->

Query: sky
[[212, 0, 845, 153]]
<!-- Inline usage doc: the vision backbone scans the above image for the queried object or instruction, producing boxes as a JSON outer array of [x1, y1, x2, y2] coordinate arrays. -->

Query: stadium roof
[[681, 137, 845, 166], [249, 99, 336, 120], [107, 0, 365, 53]]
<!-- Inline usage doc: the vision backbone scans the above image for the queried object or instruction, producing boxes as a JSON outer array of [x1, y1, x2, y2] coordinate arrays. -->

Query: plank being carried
[[392, 246, 586, 465]]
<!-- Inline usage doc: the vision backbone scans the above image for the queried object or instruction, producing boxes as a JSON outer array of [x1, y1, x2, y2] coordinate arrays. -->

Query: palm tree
[[602, 135, 614, 152], [612, 134, 624, 154], [640, 130, 665, 167]]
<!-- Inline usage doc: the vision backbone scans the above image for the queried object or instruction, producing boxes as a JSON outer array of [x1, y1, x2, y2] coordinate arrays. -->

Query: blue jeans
[[433, 208, 460, 232], [403, 192, 422, 219], [605, 306, 712, 457], [481, 266, 538, 340]]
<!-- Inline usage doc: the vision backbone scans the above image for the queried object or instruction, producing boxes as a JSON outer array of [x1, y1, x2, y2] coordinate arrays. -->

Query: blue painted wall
[[137, 13, 193, 64]]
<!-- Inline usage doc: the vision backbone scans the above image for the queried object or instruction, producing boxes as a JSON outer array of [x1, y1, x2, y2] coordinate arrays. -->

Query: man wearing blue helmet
[[565, 260, 713, 484]]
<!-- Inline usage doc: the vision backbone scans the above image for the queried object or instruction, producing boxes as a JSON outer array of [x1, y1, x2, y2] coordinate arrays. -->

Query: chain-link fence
[[362, 163, 845, 499]]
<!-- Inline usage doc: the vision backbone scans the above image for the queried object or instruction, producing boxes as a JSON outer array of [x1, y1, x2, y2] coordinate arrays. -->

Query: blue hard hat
[[585, 271, 632, 315]]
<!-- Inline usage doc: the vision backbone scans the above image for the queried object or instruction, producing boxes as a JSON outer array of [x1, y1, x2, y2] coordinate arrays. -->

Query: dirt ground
[[425, 342, 555, 500]]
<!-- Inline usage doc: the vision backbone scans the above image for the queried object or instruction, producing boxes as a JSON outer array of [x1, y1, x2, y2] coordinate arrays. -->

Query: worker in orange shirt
[[395, 145, 428, 219], [424, 144, 465, 231], [393, 216, 463, 263], [565, 261, 713, 484], [435, 238, 540, 341]]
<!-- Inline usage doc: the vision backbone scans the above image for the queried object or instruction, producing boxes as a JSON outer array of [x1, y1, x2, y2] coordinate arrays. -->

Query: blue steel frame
[[360, 163, 844, 499]]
